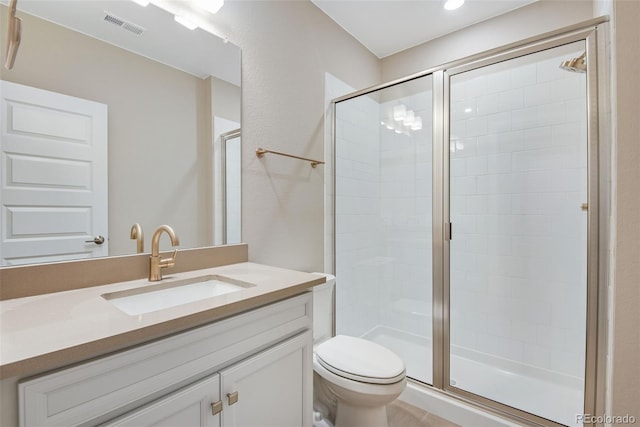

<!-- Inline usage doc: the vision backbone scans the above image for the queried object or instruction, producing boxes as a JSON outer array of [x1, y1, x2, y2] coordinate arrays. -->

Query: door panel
[[220, 332, 312, 427], [103, 374, 221, 427], [447, 41, 588, 426], [1, 80, 108, 265]]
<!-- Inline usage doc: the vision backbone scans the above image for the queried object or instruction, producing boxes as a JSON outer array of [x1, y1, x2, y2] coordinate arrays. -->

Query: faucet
[[149, 225, 179, 281], [130, 223, 144, 253]]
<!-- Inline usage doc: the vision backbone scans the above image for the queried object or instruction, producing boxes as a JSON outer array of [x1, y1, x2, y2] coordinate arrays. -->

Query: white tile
[[511, 63, 537, 87], [466, 75, 488, 98], [453, 176, 477, 195], [551, 122, 586, 146], [487, 111, 512, 134], [523, 343, 552, 369], [539, 101, 566, 126], [466, 195, 488, 214], [497, 130, 525, 152], [466, 156, 488, 176], [511, 106, 539, 130], [453, 99, 477, 119], [466, 116, 488, 137], [565, 98, 587, 123], [524, 83, 552, 106], [500, 88, 524, 111], [537, 57, 570, 83], [512, 171, 554, 193], [487, 69, 512, 93], [450, 119, 466, 139], [487, 153, 512, 174], [477, 174, 514, 194], [550, 349, 585, 378], [538, 192, 584, 215], [513, 321, 539, 345], [549, 76, 585, 101], [452, 213, 477, 234], [512, 214, 552, 236], [477, 93, 501, 116], [486, 313, 512, 337], [486, 236, 512, 256], [511, 193, 539, 214], [451, 196, 467, 214], [477, 134, 500, 155], [451, 158, 466, 177], [487, 194, 511, 214]]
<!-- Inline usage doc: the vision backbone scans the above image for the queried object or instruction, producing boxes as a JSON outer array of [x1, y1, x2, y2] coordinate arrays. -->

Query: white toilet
[[312, 274, 406, 427]]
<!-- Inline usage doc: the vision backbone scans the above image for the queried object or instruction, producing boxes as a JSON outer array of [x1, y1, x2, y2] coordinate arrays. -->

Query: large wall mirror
[[0, 0, 241, 266]]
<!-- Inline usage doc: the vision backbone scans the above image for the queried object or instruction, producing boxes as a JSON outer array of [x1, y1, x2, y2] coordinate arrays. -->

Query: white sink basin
[[102, 275, 254, 315]]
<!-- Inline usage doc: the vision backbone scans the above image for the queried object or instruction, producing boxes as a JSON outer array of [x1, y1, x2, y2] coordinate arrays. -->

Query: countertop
[[0, 262, 325, 380]]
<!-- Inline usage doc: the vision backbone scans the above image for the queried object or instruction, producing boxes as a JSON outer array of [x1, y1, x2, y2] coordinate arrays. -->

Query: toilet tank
[[311, 273, 335, 344]]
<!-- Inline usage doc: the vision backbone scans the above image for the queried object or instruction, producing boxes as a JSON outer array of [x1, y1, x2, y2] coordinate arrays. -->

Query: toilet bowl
[[313, 335, 406, 427], [311, 273, 407, 427]]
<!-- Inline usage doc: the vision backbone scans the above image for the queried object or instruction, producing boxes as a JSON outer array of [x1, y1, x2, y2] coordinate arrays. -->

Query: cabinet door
[[103, 374, 221, 427], [220, 331, 312, 427]]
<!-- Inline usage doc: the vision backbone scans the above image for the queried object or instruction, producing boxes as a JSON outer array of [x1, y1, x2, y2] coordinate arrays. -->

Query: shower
[[333, 38, 595, 427], [560, 51, 587, 73]]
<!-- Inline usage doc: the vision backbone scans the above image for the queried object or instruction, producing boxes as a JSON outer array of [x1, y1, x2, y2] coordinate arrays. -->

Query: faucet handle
[[161, 249, 178, 269]]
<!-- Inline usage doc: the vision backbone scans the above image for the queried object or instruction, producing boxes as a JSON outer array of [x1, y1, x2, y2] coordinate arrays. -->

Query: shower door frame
[[331, 16, 609, 427], [435, 27, 603, 427]]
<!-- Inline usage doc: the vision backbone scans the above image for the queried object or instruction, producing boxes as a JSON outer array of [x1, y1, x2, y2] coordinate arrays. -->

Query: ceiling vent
[[103, 12, 146, 35]]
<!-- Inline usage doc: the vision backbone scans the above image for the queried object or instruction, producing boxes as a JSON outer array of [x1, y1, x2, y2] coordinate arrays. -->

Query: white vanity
[[0, 255, 324, 427]]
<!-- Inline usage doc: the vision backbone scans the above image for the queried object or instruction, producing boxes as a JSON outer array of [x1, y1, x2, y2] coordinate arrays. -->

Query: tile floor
[[387, 400, 460, 427]]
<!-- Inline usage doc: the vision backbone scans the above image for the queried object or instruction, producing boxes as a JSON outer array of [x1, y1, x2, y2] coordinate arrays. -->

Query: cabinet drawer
[[19, 293, 311, 427]]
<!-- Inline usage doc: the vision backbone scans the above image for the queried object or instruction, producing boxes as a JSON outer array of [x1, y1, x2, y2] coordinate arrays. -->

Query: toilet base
[[335, 401, 388, 427]]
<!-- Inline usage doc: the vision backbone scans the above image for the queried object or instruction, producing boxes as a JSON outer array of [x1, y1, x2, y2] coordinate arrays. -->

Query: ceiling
[[4, 0, 241, 84], [311, 0, 537, 58]]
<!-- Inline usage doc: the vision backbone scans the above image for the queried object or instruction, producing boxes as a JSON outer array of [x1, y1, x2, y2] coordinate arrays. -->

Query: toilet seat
[[315, 335, 405, 385]]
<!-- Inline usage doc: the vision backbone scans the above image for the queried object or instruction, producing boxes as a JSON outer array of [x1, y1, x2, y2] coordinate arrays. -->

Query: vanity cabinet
[[18, 293, 312, 427]]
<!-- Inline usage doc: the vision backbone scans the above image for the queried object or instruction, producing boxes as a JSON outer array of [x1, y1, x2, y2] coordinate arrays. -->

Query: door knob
[[85, 235, 105, 245]]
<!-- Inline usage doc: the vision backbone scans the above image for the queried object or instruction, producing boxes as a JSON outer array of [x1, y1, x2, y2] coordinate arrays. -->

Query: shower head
[[559, 52, 586, 73]]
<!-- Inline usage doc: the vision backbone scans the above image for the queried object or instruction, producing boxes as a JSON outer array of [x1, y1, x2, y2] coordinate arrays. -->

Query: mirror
[[0, 0, 241, 266]]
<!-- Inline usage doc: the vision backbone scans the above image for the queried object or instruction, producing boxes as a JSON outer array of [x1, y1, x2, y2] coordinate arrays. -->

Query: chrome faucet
[[149, 225, 179, 281]]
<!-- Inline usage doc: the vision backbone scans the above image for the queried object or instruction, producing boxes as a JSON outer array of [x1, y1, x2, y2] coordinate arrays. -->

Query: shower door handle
[[445, 222, 452, 241]]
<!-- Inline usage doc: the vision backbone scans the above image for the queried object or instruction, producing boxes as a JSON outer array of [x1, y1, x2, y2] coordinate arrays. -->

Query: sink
[[102, 275, 255, 315]]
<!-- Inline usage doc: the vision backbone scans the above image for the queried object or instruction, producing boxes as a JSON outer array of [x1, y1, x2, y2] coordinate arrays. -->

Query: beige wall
[[220, 0, 380, 272], [0, 7, 218, 255], [610, 0, 640, 418], [381, 0, 595, 81]]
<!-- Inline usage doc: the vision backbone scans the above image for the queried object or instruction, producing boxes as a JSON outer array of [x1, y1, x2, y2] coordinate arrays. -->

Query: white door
[[102, 374, 222, 427], [0, 80, 108, 265], [220, 331, 313, 427]]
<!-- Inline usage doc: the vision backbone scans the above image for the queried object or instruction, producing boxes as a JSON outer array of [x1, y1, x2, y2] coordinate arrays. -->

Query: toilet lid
[[315, 335, 405, 385]]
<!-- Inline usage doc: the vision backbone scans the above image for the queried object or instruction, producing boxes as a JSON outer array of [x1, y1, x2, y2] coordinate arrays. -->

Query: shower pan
[[332, 20, 605, 427]]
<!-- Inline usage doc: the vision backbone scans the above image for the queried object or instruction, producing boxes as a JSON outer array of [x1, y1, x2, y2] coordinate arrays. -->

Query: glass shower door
[[447, 41, 588, 425], [334, 75, 434, 384]]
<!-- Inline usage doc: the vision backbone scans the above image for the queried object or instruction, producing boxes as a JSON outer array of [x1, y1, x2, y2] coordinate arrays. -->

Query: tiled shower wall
[[378, 92, 433, 338], [449, 47, 588, 379], [335, 93, 383, 337], [335, 85, 433, 341], [334, 46, 587, 382]]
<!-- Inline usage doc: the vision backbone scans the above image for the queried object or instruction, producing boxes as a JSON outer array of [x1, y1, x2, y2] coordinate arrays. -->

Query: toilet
[[312, 273, 406, 427]]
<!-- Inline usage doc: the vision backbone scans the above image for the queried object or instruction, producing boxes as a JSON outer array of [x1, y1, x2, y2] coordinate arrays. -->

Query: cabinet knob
[[227, 391, 239, 405], [211, 400, 223, 415]]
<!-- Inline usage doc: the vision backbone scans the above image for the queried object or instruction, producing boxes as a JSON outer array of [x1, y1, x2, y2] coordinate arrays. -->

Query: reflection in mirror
[[0, 0, 241, 266], [221, 129, 241, 245]]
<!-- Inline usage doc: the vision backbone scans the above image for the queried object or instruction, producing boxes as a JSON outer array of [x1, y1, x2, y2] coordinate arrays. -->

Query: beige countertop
[[0, 262, 325, 380]]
